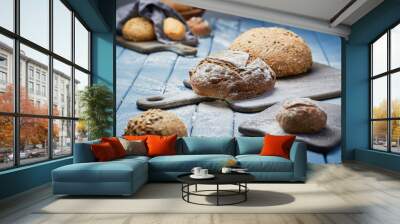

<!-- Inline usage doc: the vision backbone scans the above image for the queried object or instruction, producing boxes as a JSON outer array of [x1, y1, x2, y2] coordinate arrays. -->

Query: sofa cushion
[[260, 134, 296, 159], [236, 155, 293, 172], [101, 137, 127, 158], [149, 154, 235, 172], [91, 142, 118, 162], [53, 158, 147, 183], [178, 137, 235, 155], [147, 135, 177, 157], [236, 137, 264, 155]]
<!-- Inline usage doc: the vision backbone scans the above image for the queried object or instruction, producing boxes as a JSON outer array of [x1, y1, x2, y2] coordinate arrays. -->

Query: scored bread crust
[[276, 98, 327, 134], [189, 50, 276, 100], [229, 27, 312, 77]]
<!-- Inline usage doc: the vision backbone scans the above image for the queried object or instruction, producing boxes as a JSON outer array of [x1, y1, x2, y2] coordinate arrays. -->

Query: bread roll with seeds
[[229, 27, 312, 77], [124, 109, 187, 137]]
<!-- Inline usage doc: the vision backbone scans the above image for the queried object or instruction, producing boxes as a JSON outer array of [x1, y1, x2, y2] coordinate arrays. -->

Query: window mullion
[[388, 30, 391, 152], [71, 10, 76, 155], [48, 0, 54, 160], [13, 0, 20, 167]]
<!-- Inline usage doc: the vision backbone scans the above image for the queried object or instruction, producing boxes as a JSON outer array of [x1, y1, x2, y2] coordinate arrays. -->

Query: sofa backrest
[[235, 137, 264, 155], [73, 139, 100, 163], [177, 137, 235, 155]]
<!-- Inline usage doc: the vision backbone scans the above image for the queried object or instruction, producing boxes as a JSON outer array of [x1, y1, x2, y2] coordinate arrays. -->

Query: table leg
[[245, 183, 247, 201], [195, 184, 198, 192], [217, 184, 219, 206]]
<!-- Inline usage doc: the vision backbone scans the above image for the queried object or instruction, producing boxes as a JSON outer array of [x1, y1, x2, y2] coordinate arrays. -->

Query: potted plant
[[79, 84, 113, 140]]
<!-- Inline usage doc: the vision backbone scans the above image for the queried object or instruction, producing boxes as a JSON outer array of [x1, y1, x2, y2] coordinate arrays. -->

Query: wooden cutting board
[[136, 63, 341, 113], [117, 36, 197, 56], [239, 100, 341, 151]]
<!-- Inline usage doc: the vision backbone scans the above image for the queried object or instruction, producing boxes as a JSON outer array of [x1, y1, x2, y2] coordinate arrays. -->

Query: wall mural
[[116, 0, 342, 164]]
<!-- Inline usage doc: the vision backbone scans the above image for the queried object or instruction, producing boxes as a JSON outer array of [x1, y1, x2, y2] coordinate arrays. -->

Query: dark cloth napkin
[[116, 0, 198, 46]]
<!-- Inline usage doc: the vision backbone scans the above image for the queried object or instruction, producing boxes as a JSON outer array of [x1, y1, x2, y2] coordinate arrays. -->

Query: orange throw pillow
[[123, 135, 149, 141], [146, 135, 177, 157], [91, 142, 118, 162], [259, 134, 296, 159], [101, 137, 127, 158]]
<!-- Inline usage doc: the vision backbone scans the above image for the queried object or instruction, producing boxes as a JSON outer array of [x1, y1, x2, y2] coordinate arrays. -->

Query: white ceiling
[[174, 0, 384, 37], [226, 0, 352, 22]]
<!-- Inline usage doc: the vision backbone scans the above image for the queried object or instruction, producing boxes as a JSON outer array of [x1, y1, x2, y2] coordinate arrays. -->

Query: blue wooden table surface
[[116, 12, 342, 164]]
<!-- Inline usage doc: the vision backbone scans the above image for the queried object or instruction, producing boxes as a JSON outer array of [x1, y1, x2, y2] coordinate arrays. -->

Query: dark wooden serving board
[[136, 62, 341, 113], [117, 36, 197, 56], [136, 91, 213, 110], [238, 100, 341, 151]]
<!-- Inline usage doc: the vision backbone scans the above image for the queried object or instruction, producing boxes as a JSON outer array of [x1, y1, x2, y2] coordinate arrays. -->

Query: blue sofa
[[52, 137, 307, 196]]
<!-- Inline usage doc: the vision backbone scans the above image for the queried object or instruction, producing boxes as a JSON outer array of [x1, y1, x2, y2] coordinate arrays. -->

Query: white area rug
[[38, 183, 361, 214]]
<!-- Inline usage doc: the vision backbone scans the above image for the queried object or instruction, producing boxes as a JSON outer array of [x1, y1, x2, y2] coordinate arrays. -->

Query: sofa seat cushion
[[53, 159, 147, 183], [236, 155, 293, 172], [149, 154, 235, 172]]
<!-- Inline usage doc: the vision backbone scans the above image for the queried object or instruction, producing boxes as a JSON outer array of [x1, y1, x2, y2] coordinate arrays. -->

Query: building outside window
[[0, 0, 91, 170], [370, 23, 400, 154]]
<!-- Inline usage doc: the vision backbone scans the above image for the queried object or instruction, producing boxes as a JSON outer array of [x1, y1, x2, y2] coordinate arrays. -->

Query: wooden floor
[[1, 162, 400, 224], [115, 11, 342, 164]]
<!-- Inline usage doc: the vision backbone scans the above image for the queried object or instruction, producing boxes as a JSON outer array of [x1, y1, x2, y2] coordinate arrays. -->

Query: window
[[0, 0, 14, 32], [28, 67, 34, 80], [42, 85, 46, 97], [28, 81, 34, 94], [36, 83, 40, 95], [0, 34, 13, 113], [0, 0, 91, 170], [370, 23, 400, 153], [0, 71, 6, 85]]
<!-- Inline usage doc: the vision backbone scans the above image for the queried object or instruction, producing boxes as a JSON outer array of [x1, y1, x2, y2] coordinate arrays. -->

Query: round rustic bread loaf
[[276, 98, 327, 134], [189, 50, 276, 100], [125, 109, 187, 137], [122, 17, 156, 42], [229, 27, 312, 77], [163, 17, 186, 41]]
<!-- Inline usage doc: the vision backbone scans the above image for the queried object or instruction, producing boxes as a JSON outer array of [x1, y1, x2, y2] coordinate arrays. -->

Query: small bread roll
[[276, 98, 327, 134], [163, 17, 186, 41], [122, 17, 155, 42], [187, 17, 211, 37]]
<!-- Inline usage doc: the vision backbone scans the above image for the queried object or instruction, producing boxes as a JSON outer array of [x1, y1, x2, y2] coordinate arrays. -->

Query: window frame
[[0, 0, 92, 171], [370, 21, 400, 154]]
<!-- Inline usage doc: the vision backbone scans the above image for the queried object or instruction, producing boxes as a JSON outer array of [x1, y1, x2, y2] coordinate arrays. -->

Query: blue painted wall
[[344, 0, 400, 171], [0, 0, 116, 200]]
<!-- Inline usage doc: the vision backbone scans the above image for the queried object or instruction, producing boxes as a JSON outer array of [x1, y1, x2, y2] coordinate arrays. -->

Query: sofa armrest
[[73, 140, 100, 163], [289, 141, 307, 182]]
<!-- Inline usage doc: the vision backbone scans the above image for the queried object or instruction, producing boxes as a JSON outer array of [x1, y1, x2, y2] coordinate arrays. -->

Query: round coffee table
[[177, 173, 255, 206]]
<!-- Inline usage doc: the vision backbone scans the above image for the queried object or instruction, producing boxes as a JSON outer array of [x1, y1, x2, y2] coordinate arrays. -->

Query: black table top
[[177, 172, 255, 185]]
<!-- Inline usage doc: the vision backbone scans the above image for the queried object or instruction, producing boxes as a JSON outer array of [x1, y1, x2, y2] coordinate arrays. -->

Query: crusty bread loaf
[[163, 17, 186, 41], [125, 109, 187, 137], [161, 0, 193, 12], [122, 17, 156, 42], [229, 27, 312, 77], [189, 50, 276, 100], [276, 98, 327, 134]]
